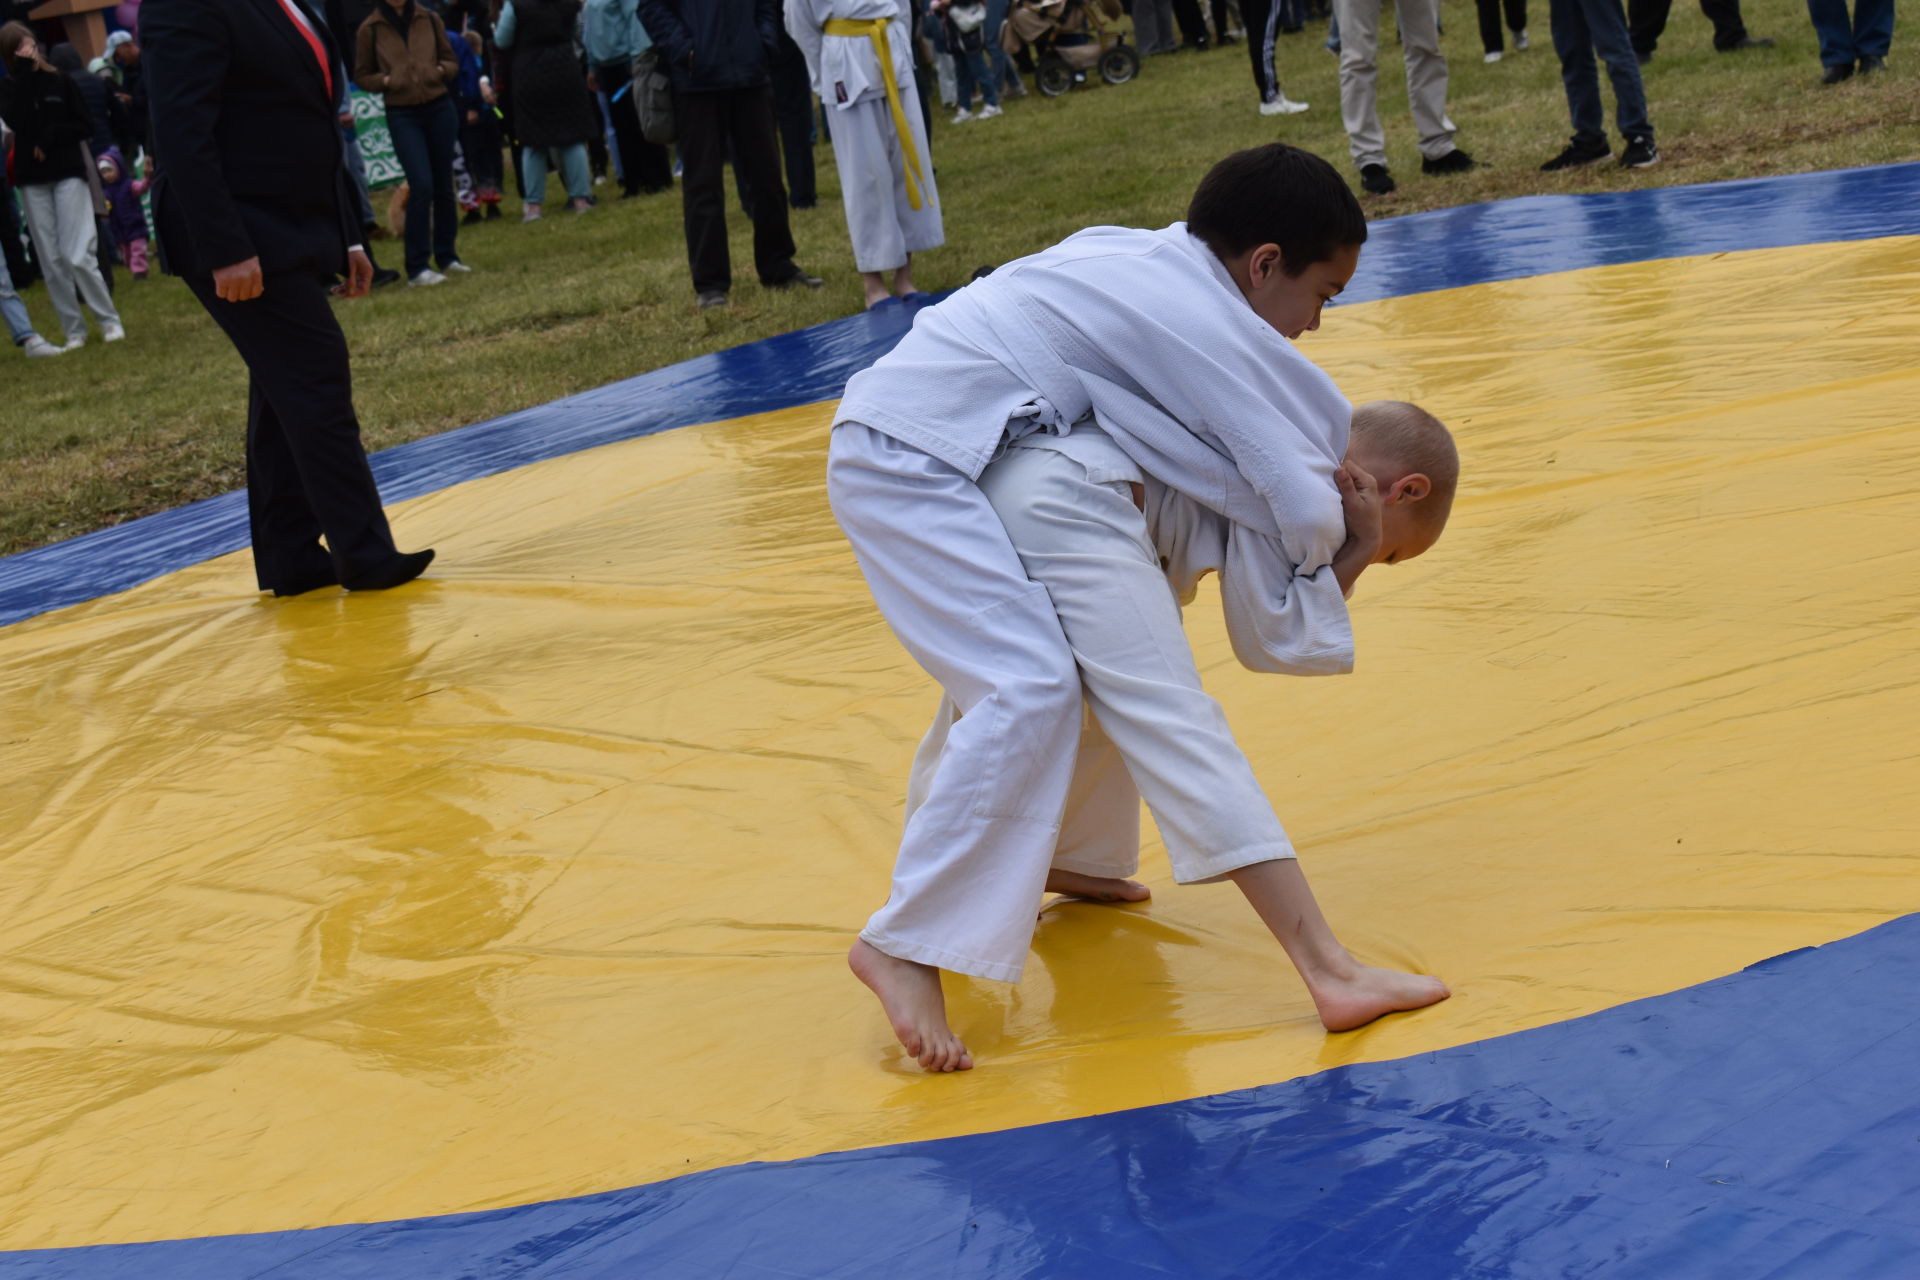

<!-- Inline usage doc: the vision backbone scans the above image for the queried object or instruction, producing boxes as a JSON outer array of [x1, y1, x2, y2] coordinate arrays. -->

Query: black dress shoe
[[269, 567, 340, 597], [1359, 162, 1396, 194], [343, 549, 435, 592], [1821, 61, 1855, 83], [1858, 54, 1886, 73], [371, 267, 402, 288], [765, 268, 825, 289], [1422, 147, 1476, 175]]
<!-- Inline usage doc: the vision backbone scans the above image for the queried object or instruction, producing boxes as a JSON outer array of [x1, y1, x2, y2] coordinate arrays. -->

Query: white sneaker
[[522, 204, 543, 222], [442, 260, 473, 273], [1258, 95, 1310, 115], [21, 334, 63, 357], [102, 322, 126, 342], [978, 103, 1003, 119], [63, 334, 85, 351], [1484, 49, 1503, 61], [952, 107, 974, 123], [407, 269, 447, 287], [1515, 27, 1529, 48]]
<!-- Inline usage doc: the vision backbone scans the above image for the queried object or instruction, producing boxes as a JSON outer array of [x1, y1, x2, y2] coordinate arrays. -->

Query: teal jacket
[[581, 0, 651, 67]]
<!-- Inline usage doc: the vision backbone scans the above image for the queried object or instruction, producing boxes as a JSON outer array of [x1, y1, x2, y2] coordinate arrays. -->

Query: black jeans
[[183, 269, 398, 590], [595, 60, 673, 194], [1627, 0, 1749, 53], [385, 95, 461, 276], [675, 85, 799, 295], [1478, 0, 1529, 49]]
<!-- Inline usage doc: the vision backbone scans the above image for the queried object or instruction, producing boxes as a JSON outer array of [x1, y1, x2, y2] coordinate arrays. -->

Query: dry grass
[[2, 0, 1914, 555]]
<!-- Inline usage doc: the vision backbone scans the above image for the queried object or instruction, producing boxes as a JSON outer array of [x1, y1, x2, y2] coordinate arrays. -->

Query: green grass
[[3, 0, 1915, 555]]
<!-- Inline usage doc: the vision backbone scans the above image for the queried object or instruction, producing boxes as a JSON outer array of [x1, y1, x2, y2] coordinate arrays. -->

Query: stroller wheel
[[1036, 55, 1076, 96], [1100, 43, 1141, 85]]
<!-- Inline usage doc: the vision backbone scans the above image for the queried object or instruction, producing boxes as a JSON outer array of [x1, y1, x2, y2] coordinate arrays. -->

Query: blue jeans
[[523, 142, 592, 204], [386, 96, 461, 276], [1806, 0, 1894, 65], [985, 0, 1017, 90], [952, 39, 1000, 110], [1550, 0, 1652, 146], [0, 252, 36, 345]]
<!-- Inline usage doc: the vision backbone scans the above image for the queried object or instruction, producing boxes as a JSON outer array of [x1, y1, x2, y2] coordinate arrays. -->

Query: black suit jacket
[[143, 0, 359, 278]]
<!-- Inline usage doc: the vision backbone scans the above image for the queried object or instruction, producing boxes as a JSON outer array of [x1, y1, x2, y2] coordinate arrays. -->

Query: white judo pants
[[829, 424, 1292, 983], [19, 178, 121, 343], [830, 95, 944, 275]]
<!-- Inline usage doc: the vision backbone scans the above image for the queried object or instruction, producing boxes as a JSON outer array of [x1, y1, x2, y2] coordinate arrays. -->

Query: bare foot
[[848, 939, 974, 1071], [1044, 869, 1152, 903], [1307, 963, 1451, 1032]]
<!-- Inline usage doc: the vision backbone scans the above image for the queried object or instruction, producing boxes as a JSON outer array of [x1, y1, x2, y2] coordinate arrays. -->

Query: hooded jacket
[[633, 0, 779, 93]]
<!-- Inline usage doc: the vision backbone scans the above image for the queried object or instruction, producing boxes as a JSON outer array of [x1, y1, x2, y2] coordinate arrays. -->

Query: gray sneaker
[[21, 334, 64, 357]]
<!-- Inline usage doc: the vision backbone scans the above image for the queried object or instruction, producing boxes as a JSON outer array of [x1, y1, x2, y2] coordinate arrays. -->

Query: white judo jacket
[[783, 0, 912, 110], [837, 223, 1357, 675]]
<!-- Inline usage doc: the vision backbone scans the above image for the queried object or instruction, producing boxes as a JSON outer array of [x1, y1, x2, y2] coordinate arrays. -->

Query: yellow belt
[[822, 17, 929, 211]]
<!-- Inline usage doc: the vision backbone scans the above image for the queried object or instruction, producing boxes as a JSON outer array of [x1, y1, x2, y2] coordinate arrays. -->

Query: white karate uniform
[[831, 224, 1355, 982], [785, 0, 943, 273]]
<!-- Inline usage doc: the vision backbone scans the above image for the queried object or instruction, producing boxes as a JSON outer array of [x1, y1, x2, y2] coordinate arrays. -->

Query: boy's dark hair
[[1186, 144, 1368, 278]]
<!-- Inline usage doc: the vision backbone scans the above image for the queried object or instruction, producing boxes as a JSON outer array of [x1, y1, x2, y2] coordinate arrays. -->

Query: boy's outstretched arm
[[1332, 462, 1383, 598]]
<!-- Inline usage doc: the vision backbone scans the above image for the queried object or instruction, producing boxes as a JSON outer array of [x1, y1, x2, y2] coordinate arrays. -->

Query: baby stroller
[[1003, 0, 1140, 97]]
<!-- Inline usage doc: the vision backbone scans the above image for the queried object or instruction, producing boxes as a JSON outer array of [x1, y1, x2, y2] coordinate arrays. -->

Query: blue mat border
[[4, 162, 1919, 628]]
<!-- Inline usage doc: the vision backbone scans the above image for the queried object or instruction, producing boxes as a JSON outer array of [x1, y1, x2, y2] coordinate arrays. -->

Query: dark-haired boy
[[828, 144, 1451, 1072]]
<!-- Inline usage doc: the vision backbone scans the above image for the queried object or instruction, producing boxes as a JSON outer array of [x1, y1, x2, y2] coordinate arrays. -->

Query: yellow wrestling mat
[[4, 234, 1919, 1249]]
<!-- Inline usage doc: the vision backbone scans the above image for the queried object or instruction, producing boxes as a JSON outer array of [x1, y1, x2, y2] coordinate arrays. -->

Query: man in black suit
[[143, 0, 433, 597]]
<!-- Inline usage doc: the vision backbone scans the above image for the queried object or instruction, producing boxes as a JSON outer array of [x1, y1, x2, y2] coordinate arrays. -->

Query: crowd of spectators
[[0, 0, 1904, 358]]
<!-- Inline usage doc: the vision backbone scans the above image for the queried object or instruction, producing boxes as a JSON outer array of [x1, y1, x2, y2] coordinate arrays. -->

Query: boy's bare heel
[[848, 939, 974, 1072]]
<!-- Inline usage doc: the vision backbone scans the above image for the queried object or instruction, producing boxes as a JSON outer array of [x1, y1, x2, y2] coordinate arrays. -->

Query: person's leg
[[521, 145, 551, 212], [1133, 0, 1166, 50], [1396, 0, 1459, 160], [125, 237, 149, 276], [724, 87, 803, 286], [1805, 0, 1859, 67], [0, 253, 37, 345], [952, 38, 981, 114], [675, 90, 732, 295], [1171, 0, 1212, 44], [1584, 0, 1653, 140], [767, 45, 819, 205], [386, 106, 433, 276], [979, 445, 1449, 1030], [1551, 0, 1610, 148], [1333, 0, 1387, 169], [558, 142, 593, 201], [837, 103, 904, 302], [341, 127, 380, 229], [0, 174, 34, 289], [1507, 0, 1530, 38], [1477, 0, 1509, 50], [1627, 0, 1672, 54], [598, 60, 645, 196], [971, 45, 1001, 109], [1243, 0, 1280, 95], [20, 184, 86, 342], [1698, 0, 1750, 47], [422, 97, 461, 268], [181, 270, 404, 590], [1049, 712, 1150, 896], [55, 180, 122, 329], [1852, 0, 1894, 57], [829, 425, 1087, 1070]]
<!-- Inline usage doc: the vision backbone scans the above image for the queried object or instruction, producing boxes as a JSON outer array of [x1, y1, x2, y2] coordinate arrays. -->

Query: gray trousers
[[1332, 0, 1458, 168], [19, 178, 121, 342], [1132, 0, 1180, 52]]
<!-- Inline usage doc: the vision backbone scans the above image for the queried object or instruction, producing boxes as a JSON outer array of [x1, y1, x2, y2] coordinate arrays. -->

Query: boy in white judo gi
[[828, 144, 1454, 1072], [785, 0, 944, 309]]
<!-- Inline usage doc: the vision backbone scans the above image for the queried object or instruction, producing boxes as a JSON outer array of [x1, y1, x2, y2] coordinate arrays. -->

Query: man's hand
[[339, 109, 354, 128], [585, 68, 599, 92], [213, 256, 265, 302], [334, 248, 374, 298], [466, 107, 479, 123]]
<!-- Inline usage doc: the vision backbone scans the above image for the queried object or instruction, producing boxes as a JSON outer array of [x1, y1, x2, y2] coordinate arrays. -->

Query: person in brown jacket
[[355, 0, 466, 284]]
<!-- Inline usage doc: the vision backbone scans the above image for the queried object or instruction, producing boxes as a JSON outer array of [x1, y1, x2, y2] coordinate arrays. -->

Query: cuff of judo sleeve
[[860, 926, 1028, 985], [1177, 842, 1298, 885]]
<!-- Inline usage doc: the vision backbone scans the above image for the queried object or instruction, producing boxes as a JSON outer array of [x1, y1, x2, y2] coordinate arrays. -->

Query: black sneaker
[[1421, 147, 1476, 175], [1859, 54, 1886, 73], [1619, 135, 1660, 168], [1822, 61, 1855, 83], [1359, 163, 1396, 194], [1540, 138, 1611, 171]]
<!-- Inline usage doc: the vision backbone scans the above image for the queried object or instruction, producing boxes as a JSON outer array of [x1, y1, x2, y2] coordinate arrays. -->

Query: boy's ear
[[1247, 242, 1284, 287], [1386, 473, 1432, 504]]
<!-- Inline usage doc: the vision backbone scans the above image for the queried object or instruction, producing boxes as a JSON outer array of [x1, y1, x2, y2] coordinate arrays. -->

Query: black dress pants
[[1477, 0, 1529, 49], [769, 36, 818, 208], [184, 268, 398, 591], [675, 86, 799, 295], [596, 60, 673, 194], [1628, 0, 1749, 53]]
